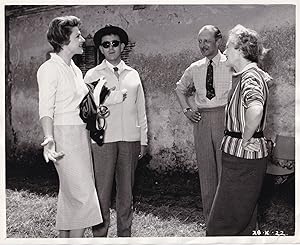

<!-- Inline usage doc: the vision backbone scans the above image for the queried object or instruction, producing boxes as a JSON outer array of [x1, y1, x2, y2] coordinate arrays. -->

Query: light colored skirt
[[53, 124, 102, 230]]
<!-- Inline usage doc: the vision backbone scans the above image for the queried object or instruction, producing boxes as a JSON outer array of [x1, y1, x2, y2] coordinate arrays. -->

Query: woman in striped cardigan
[[206, 24, 272, 236]]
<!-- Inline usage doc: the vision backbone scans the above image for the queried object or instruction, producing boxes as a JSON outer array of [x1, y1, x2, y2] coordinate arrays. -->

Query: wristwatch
[[183, 107, 192, 114]]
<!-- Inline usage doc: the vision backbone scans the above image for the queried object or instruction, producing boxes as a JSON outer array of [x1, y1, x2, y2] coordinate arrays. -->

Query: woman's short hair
[[47, 16, 81, 53], [228, 24, 266, 63]]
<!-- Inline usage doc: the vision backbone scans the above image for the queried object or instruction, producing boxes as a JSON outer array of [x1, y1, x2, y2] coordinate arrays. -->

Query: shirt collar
[[233, 62, 258, 76], [205, 50, 223, 66], [95, 59, 133, 72], [106, 60, 122, 72], [50, 52, 75, 67]]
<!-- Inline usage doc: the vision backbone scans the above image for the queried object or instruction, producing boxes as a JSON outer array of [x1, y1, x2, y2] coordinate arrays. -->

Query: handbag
[[79, 80, 110, 146]]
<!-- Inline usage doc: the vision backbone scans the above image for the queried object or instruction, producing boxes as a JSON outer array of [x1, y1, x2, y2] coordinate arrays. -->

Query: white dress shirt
[[176, 50, 232, 109]]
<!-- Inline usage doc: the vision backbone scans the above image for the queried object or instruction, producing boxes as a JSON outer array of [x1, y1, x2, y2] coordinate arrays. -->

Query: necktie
[[113, 67, 119, 79], [206, 60, 215, 100]]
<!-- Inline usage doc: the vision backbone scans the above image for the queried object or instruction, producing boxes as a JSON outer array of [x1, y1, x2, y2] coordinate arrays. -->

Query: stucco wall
[[7, 5, 295, 172]]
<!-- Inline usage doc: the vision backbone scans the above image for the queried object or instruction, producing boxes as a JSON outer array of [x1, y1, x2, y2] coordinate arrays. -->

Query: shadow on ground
[[6, 152, 204, 226], [6, 151, 295, 234]]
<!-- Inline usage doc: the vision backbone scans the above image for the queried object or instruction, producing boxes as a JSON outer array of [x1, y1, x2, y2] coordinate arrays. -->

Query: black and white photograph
[[2, 1, 298, 244]]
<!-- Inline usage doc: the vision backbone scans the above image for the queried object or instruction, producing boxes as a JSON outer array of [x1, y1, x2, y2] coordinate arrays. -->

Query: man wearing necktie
[[175, 25, 232, 224], [84, 25, 148, 237]]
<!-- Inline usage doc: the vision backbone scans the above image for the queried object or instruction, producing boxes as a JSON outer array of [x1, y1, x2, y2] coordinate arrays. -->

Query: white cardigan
[[84, 60, 148, 146], [37, 53, 88, 125]]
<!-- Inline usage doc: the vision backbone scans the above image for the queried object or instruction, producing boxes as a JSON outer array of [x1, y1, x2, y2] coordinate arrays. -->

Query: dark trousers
[[91, 141, 140, 237], [206, 152, 267, 236], [193, 106, 224, 222]]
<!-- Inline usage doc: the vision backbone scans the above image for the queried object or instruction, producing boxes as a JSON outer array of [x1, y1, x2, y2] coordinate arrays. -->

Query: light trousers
[[193, 106, 225, 222]]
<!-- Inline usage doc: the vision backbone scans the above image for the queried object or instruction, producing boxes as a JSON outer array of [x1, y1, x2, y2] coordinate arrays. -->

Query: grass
[[6, 181, 206, 238], [5, 155, 295, 238], [7, 189, 57, 238]]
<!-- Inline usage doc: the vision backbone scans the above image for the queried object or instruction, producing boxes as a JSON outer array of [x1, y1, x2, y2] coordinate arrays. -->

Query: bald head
[[197, 25, 222, 60], [198, 25, 222, 41]]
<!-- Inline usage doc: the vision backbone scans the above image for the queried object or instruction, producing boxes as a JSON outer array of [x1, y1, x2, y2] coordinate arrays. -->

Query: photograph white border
[[1, 0, 299, 244]]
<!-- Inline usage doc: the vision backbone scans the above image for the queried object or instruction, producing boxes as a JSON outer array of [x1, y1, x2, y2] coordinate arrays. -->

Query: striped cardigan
[[220, 63, 271, 159]]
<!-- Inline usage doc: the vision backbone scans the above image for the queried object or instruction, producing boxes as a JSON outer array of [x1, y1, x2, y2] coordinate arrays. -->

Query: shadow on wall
[[7, 24, 295, 174]]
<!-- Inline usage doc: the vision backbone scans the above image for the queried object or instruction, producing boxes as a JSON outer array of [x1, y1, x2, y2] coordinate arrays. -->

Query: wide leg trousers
[[193, 106, 225, 222], [91, 141, 140, 237], [206, 152, 267, 236]]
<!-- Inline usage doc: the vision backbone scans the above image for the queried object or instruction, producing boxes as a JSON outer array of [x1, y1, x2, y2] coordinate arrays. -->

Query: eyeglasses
[[100, 40, 120, 49]]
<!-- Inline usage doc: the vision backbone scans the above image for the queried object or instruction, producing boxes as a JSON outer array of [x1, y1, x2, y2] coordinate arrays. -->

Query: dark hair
[[93, 25, 129, 48], [228, 24, 267, 63], [47, 16, 81, 53], [213, 26, 222, 41]]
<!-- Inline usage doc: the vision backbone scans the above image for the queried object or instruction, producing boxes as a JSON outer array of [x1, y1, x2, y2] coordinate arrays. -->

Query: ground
[[6, 153, 295, 238]]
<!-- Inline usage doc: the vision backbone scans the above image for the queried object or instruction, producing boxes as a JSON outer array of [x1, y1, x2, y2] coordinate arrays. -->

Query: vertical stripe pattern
[[221, 66, 269, 159]]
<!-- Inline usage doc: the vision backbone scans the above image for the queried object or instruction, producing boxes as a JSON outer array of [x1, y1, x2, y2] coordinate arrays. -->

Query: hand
[[109, 86, 116, 92], [138, 145, 147, 159], [121, 89, 128, 102], [184, 110, 201, 123], [41, 137, 64, 163], [242, 138, 261, 152], [109, 86, 128, 102]]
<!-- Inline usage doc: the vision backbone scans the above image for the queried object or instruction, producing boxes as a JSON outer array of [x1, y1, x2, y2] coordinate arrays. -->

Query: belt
[[224, 130, 264, 139], [197, 105, 225, 112]]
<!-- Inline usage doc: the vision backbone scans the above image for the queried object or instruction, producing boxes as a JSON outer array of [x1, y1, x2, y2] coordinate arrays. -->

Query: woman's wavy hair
[[228, 24, 268, 63], [47, 16, 81, 53]]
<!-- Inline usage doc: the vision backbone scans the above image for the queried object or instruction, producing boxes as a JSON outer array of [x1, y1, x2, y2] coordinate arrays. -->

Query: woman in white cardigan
[[37, 16, 102, 238]]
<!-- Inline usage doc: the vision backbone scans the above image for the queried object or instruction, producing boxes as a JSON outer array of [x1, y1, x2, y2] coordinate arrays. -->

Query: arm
[[175, 67, 201, 123], [136, 75, 148, 158], [40, 116, 64, 162], [104, 89, 127, 106], [174, 88, 190, 111], [243, 104, 264, 141], [242, 104, 264, 151], [241, 73, 265, 151], [37, 64, 64, 162], [40, 116, 54, 139]]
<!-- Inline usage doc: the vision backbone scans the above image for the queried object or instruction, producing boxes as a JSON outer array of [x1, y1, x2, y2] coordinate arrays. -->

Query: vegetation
[[6, 154, 295, 238]]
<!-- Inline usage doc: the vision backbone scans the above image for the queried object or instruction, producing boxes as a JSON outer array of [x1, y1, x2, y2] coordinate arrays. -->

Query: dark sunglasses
[[100, 40, 120, 49]]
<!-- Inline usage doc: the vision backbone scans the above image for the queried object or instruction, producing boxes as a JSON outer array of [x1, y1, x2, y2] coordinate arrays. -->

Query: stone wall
[[6, 5, 295, 172]]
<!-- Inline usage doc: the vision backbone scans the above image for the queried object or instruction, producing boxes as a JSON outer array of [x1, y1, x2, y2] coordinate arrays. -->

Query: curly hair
[[228, 24, 267, 63], [46, 16, 81, 53]]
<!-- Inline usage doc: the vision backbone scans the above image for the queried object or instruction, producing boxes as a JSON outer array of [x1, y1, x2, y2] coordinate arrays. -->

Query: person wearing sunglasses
[[84, 25, 148, 237], [175, 25, 232, 225]]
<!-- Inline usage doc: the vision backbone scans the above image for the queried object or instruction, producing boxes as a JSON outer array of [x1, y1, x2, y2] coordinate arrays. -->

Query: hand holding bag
[[79, 79, 110, 146]]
